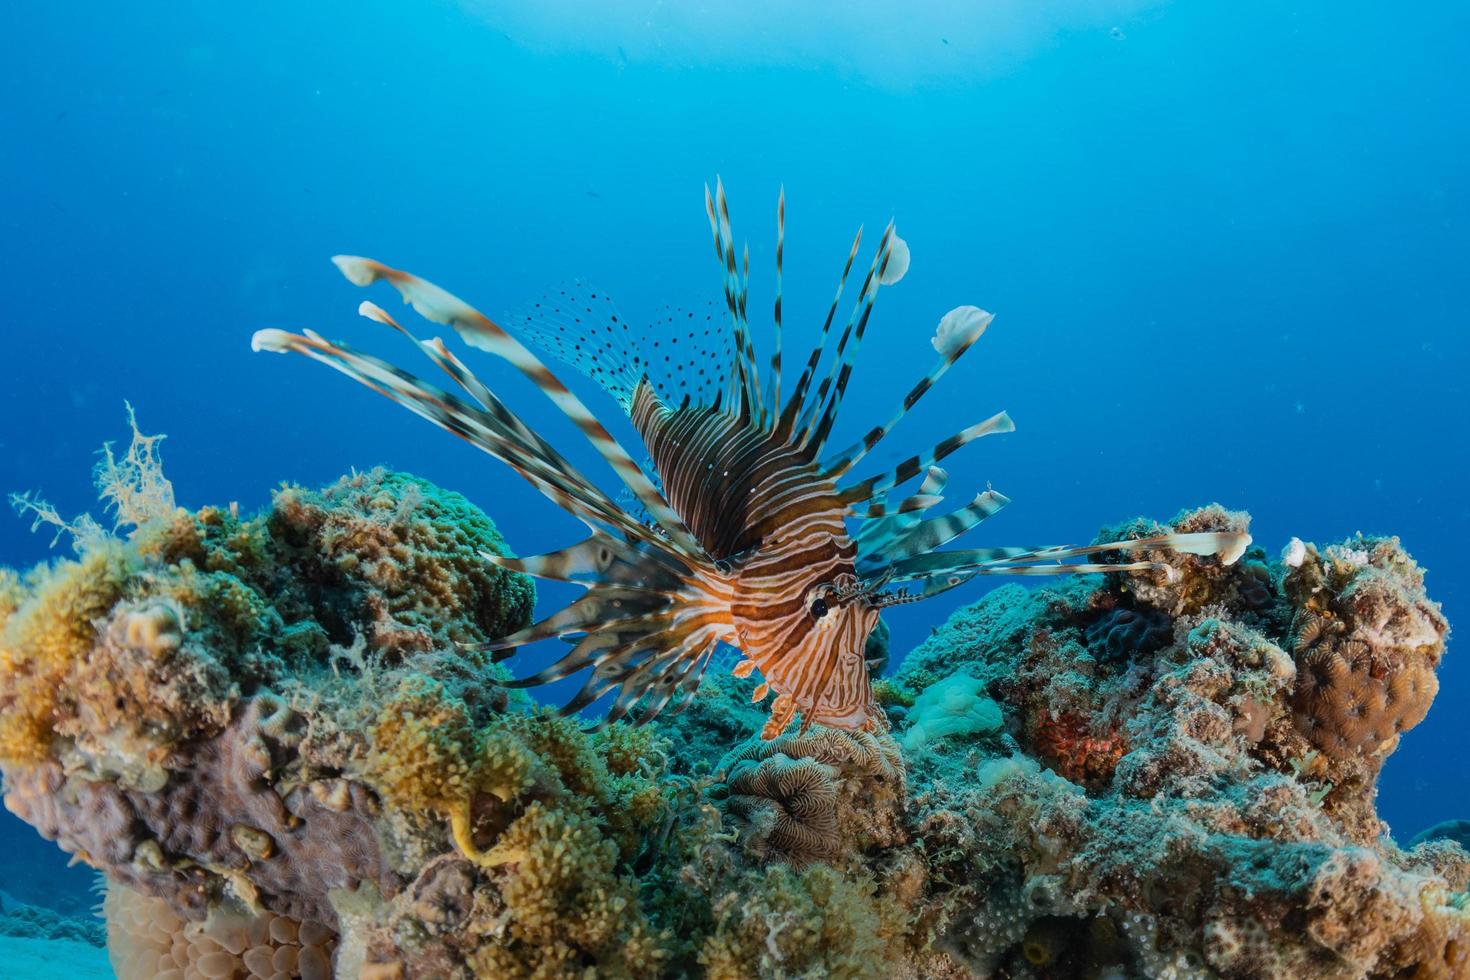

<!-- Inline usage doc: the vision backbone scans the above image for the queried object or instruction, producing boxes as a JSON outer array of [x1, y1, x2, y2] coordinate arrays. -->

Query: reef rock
[[1, 475, 1462, 978]]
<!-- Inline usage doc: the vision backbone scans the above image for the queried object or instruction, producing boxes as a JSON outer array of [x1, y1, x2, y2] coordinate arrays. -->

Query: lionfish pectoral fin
[[760, 694, 798, 740], [324, 256, 707, 559], [857, 489, 1011, 571], [838, 412, 1016, 507]]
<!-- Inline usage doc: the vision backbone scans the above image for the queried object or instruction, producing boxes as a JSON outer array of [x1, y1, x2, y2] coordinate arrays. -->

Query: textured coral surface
[[2, 479, 1464, 979]]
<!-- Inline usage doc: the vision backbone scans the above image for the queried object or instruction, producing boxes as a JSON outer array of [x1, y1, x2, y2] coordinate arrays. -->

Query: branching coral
[[466, 803, 666, 979], [94, 403, 177, 533]]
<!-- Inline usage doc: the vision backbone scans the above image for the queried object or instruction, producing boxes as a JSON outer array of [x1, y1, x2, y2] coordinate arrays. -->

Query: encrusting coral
[[2, 423, 1463, 979], [887, 505, 1463, 978]]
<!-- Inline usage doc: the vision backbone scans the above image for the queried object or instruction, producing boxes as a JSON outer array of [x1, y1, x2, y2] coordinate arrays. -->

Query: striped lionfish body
[[253, 181, 1249, 740]]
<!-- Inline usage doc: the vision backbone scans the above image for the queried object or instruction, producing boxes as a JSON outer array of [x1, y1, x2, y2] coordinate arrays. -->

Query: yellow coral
[[699, 864, 909, 980], [365, 676, 488, 819], [0, 544, 132, 762], [0, 567, 22, 626], [469, 802, 664, 979]]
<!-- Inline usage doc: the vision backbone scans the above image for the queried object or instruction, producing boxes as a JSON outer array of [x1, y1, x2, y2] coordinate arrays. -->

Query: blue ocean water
[[1, 0, 1466, 926]]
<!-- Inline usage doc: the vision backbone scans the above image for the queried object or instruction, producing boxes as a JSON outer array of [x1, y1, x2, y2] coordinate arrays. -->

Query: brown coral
[[7, 695, 392, 928], [724, 754, 843, 864], [269, 468, 534, 657], [1272, 535, 1449, 841], [5, 476, 1465, 980], [1095, 504, 1256, 616], [714, 727, 906, 866]]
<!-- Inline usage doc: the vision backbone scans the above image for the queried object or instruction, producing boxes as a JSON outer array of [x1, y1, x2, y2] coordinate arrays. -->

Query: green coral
[[270, 468, 534, 654], [8, 455, 1464, 980], [0, 458, 533, 781]]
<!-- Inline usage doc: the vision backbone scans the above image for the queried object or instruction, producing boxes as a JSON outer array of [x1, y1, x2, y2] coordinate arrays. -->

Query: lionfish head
[[782, 573, 886, 730]]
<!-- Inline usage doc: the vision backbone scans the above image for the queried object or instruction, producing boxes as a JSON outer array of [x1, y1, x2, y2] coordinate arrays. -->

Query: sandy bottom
[[0, 935, 112, 979]]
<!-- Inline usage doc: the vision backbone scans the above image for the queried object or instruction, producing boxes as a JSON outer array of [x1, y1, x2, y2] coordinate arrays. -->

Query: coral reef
[[889, 505, 1463, 978], [1, 464, 537, 975], [0, 889, 105, 946], [3, 465, 1462, 979]]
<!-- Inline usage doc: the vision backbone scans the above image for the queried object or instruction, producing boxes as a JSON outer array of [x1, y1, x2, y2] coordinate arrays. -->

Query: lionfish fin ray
[[801, 223, 897, 454], [777, 224, 863, 441], [768, 186, 785, 424], [858, 489, 1010, 569], [825, 309, 994, 478], [838, 411, 1015, 507], [880, 531, 1252, 587], [483, 534, 689, 592], [251, 327, 675, 555], [327, 256, 707, 559]]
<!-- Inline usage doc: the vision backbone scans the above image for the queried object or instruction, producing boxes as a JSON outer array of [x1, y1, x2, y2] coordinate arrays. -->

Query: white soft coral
[[94, 402, 175, 533]]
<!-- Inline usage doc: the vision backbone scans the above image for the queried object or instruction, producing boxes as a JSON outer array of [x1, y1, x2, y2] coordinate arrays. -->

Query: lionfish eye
[[810, 597, 829, 620]]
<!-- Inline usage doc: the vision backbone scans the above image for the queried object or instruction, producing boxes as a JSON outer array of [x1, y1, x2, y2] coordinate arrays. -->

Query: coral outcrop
[[887, 505, 1463, 978], [2, 458, 1462, 979]]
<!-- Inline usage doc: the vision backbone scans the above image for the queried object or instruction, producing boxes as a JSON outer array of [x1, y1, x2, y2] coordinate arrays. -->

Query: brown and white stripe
[[253, 182, 1249, 740]]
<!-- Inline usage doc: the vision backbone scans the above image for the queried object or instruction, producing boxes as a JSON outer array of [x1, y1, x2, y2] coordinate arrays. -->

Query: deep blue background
[[2, 1, 1466, 910]]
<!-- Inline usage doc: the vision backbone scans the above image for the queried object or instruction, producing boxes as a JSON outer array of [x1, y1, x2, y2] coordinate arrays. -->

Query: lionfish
[[253, 181, 1247, 740]]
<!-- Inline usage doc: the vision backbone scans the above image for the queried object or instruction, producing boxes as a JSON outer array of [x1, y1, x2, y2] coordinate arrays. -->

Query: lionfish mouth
[[253, 179, 1249, 738]]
